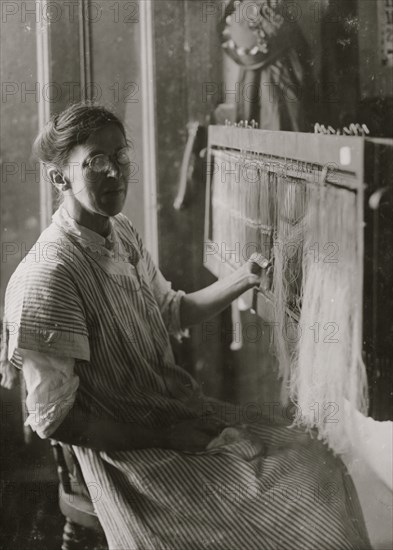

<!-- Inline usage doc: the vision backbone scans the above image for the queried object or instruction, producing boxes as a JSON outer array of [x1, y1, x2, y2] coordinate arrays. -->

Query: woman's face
[[62, 123, 131, 217]]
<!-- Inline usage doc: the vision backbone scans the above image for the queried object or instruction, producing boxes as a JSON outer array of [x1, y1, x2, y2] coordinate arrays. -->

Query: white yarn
[[291, 185, 368, 452], [211, 148, 369, 453]]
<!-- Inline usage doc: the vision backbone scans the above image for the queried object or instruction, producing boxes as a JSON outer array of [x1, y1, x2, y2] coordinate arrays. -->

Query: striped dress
[[4, 208, 371, 550]]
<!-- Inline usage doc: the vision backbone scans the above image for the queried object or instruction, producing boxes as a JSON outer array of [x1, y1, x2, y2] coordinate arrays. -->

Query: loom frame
[[203, 126, 393, 420]]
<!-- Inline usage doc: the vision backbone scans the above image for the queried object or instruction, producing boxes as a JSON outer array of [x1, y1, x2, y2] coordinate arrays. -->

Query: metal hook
[[362, 124, 370, 135]]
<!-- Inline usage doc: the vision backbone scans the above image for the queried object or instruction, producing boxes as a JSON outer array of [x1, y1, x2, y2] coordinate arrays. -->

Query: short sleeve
[[4, 259, 90, 367]]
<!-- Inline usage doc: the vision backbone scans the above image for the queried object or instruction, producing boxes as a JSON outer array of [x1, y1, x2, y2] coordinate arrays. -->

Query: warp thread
[[210, 147, 368, 453]]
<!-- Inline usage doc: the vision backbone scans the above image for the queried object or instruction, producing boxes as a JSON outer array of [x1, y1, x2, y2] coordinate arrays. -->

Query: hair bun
[[32, 102, 126, 167]]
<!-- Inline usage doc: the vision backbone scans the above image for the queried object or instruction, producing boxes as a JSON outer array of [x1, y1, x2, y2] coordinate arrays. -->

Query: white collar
[[52, 205, 116, 249], [52, 205, 121, 258], [52, 205, 140, 266]]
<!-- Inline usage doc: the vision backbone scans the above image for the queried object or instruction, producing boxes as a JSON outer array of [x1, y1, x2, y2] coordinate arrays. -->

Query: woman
[[4, 103, 370, 549]]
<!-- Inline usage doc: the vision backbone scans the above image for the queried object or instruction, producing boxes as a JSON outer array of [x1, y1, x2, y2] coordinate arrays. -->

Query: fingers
[[248, 252, 270, 270], [195, 417, 227, 436], [164, 418, 231, 452], [181, 430, 212, 451]]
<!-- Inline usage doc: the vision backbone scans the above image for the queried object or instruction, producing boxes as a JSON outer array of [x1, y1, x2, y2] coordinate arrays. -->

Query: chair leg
[[61, 517, 108, 550], [61, 517, 90, 550]]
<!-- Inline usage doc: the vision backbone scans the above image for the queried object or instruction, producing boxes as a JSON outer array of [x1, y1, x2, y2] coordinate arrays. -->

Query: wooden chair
[[50, 440, 108, 550], [0, 324, 107, 549]]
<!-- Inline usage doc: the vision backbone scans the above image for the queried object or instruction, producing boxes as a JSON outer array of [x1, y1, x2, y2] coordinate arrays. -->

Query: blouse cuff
[[25, 376, 79, 439], [20, 349, 80, 439]]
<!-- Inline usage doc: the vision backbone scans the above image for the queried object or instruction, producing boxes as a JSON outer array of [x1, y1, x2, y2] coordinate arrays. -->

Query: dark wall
[[153, 1, 233, 398], [1, 6, 40, 315], [0, 1, 48, 475], [88, 1, 145, 236]]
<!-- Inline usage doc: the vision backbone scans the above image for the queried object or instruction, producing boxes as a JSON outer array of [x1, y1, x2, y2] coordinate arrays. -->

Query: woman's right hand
[[161, 417, 229, 453]]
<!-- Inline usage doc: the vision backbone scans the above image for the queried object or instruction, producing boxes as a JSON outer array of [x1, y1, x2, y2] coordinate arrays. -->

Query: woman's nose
[[106, 160, 120, 178]]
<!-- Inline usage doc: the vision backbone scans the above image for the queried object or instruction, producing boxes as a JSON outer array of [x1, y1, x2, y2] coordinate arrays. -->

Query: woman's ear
[[47, 166, 70, 191]]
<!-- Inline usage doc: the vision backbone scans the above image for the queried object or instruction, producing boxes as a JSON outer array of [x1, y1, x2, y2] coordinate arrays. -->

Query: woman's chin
[[100, 193, 126, 216], [104, 205, 124, 217]]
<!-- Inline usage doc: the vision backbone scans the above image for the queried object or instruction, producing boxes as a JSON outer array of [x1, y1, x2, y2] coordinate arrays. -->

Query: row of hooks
[[224, 119, 259, 128], [314, 123, 370, 136], [222, 121, 370, 136]]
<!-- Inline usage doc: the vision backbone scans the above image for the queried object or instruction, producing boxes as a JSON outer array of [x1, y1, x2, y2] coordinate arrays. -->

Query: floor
[[341, 450, 393, 550], [1, 475, 107, 550]]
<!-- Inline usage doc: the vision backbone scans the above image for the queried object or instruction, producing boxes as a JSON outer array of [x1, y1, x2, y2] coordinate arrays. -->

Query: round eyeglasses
[[84, 146, 132, 174]]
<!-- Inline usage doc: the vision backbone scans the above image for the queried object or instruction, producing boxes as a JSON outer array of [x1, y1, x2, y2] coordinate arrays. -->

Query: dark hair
[[33, 102, 127, 168]]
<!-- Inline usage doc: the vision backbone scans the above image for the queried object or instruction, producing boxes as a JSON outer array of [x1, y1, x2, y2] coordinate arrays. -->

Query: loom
[[204, 125, 393, 452]]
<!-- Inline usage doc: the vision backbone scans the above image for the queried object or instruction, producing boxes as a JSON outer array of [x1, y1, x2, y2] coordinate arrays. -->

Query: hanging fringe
[[271, 173, 308, 404], [290, 185, 368, 452]]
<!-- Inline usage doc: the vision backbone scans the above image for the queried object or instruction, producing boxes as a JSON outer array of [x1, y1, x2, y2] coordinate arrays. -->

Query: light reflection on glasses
[[84, 146, 132, 174]]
